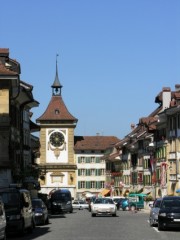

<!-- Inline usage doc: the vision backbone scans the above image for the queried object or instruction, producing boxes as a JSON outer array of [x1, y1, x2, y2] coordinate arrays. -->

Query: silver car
[[149, 198, 162, 227], [91, 197, 117, 217], [72, 200, 89, 210]]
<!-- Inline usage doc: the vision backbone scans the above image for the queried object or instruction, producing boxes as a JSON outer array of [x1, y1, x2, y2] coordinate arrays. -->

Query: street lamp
[[147, 142, 156, 199]]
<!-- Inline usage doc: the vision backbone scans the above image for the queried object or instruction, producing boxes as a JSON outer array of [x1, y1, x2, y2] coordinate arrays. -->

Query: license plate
[[174, 219, 180, 222]]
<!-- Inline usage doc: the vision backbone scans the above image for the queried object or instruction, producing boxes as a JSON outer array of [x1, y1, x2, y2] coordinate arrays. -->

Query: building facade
[[0, 48, 39, 187], [74, 135, 120, 199], [36, 60, 78, 198]]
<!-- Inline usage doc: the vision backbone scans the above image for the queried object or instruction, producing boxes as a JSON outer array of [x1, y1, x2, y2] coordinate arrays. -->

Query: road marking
[[147, 219, 160, 233]]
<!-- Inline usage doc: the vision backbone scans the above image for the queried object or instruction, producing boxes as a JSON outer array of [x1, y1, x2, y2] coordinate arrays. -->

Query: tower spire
[[51, 54, 63, 96]]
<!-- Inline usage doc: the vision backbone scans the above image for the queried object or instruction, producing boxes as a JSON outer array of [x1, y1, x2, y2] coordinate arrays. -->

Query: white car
[[72, 200, 89, 210], [91, 197, 117, 217]]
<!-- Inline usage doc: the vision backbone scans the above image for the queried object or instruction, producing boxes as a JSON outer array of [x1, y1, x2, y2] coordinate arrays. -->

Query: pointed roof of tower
[[36, 56, 78, 124], [51, 55, 63, 92], [36, 95, 78, 123]]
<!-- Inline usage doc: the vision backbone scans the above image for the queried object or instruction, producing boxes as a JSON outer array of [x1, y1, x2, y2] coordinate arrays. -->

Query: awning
[[100, 189, 110, 196]]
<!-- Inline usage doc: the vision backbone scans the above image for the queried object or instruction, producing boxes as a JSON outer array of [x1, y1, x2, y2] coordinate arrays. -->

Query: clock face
[[49, 132, 65, 147]]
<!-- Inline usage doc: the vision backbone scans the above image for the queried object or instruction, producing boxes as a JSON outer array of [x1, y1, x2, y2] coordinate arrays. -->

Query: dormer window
[[55, 109, 59, 115]]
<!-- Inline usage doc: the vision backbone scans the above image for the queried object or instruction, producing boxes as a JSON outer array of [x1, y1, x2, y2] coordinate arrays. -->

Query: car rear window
[[162, 199, 180, 208]]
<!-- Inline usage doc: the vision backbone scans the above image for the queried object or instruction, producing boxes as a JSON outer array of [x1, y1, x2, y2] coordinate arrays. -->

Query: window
[[90, 181, 96, 188], [81, 157, 85, 163], [79, 181, 85, 189], [99, 169, 105, 176], [78, 169, 86, 176], [143, 175, 151, 185], [91, 157, 95, 163], [100, 181, 104, 188], [90, 169, 95, 176]]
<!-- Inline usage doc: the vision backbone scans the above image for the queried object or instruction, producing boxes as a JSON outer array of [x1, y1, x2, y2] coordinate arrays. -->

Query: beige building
[[74, 135, 120, 199], [0, 48, 39, 187]]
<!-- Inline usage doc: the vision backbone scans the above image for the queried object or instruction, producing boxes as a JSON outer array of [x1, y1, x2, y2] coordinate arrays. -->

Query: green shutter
[[78, 157, 81, 163]]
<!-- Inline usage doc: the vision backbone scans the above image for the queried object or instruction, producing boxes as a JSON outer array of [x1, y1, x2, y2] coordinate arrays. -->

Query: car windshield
[[94, 198, 114, 204], [32, 200, 42, 208], [51, 193, 69, 202], [154, 199, 161, 208], [162, 199, 180, 208]]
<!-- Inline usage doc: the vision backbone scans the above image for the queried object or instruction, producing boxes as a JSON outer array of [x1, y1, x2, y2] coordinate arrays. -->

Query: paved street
[[8, 209, 180, 240]]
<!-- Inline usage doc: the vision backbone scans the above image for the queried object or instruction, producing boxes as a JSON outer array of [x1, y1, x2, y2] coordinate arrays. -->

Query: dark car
[[149, 198, 162, 227], [49, 189, 73, 214], [0, 187, 35, 236], [158, 196, 180, 231], [32, 198, 49, 225]]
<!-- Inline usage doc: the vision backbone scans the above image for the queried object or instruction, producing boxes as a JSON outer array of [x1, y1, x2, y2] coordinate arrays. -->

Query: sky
[[1, 0, 180, 139]]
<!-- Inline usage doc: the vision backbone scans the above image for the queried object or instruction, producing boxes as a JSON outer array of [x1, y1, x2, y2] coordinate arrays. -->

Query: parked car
[[121, 198, 129, 211], [0, 197, 6, 240], [122, 193, 147, 211], [149, 198, 162, 227], [112, 197, 125, 210], [158, 196, 180, 231], [32, 198, 49, 225], [0, 186, 35, 236], [49, 189, 73, 214], [91, 197, 117, 217], [72, 200, 89, 210]]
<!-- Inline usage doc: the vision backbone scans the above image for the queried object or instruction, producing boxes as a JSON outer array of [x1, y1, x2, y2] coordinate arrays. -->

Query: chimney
[[131, 123, 135, 130], [162, 87, 171, 110], [175, 84, 180, 92]]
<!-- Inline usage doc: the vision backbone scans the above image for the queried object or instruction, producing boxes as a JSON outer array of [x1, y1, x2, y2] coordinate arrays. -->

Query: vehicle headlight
[[66, 201, 71, 205], [9, 215, 21, 220], [52, 202, 57, 205], [35, 213, 43, 216], [110, 207, 115, 211], [159, 212, 166, 217]]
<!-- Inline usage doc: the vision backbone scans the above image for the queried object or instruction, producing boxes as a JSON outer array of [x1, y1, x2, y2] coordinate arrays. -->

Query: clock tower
[[36, 58, 78, 198]]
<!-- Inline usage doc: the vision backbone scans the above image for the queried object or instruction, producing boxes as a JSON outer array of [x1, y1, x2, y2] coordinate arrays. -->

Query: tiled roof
[[0, 63, 17, 75], [0, 48, 9, 55], [74, 136, 120, 151], [36, 95, 78, 122]]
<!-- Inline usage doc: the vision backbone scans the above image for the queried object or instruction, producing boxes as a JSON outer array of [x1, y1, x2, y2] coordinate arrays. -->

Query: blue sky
[[1, 0, 180, 139]]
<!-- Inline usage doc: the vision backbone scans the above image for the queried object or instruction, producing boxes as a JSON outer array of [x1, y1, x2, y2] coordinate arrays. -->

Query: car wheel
[[45, 216, 49, 224], [130, 205, 136, 211], [125, 206, 129, 211], [91, 213, 96, 217], [158, 222, 164, 231], [112, 213, 116, 217]]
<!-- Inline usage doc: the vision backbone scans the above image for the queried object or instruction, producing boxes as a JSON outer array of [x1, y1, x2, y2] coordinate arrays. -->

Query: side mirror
[[71, 197, 74, 201]]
